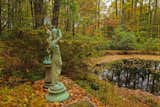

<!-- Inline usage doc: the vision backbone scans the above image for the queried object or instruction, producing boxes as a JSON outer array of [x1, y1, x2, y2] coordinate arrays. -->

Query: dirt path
[[87, 54, 160, 65]]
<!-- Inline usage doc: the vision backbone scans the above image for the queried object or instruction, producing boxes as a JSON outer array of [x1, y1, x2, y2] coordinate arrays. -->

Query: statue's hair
[[44, 17, 52, 27]]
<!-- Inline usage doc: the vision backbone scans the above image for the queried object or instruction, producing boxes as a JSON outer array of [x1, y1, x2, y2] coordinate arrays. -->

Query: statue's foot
[[45, 82, 69, 102]]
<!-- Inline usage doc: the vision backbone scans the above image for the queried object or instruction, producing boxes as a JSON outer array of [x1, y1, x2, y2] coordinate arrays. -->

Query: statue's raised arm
[[43, 17, 52, 65], [51, 28, 62, 48]]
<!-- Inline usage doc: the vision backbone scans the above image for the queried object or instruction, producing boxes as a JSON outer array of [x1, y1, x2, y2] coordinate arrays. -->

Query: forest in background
[[0, 0, 160, 51], [0, 0, 160, 36]]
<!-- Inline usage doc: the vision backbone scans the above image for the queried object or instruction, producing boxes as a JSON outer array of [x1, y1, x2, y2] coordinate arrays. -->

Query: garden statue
[[43, 17, 69, 102]]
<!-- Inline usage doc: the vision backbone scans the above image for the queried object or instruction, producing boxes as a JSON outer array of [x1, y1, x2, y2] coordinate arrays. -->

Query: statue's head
[[44, 17, 52, 29]]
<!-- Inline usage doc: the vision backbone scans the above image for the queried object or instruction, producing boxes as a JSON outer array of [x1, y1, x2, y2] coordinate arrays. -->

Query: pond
[[99, 59, 160, 95]]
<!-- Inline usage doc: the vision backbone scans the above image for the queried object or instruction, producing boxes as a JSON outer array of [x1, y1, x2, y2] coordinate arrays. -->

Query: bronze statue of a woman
[[43, 17, 69, 102]]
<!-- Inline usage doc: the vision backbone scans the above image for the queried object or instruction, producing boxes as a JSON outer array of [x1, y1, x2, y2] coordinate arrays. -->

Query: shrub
[[60, 39, 95, 73], [109, 26, 137, 50], [136, 36, 160, 51], [1, 30, 106, 80], [60, 34, 99, 74], [2, 29, 46, 80]]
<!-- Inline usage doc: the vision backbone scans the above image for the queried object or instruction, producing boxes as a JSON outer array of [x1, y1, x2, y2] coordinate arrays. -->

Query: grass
[[0, 83, 33, 107], [75, 72, 160, 107]]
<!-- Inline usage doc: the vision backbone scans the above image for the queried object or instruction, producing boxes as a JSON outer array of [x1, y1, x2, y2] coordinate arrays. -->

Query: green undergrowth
[[0, 83, 33, 106], [0, 29, 104, 85], [109, 26, 160, 51], [75, 73, 125, 107], [74, 72, 160, 107]]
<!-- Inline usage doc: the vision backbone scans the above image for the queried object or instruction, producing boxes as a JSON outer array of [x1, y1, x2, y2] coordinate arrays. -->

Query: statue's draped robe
[[46, 28, 62, 84], [51, 42, 62, 84]]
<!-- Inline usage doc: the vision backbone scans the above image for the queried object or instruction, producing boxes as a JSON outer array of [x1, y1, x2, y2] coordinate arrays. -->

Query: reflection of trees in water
[[101, 59, 160, 95]]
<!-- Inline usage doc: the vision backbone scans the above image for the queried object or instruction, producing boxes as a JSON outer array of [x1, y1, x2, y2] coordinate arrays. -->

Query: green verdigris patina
[[43, 17, 69, 102]]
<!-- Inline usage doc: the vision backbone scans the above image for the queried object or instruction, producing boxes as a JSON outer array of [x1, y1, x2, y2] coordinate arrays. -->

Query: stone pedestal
[[45, 82, 69, 102], [44, 65, 52, 89]]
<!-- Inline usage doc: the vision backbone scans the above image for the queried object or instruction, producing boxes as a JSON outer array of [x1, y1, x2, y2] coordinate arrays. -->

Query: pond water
[[99, 59, 160, 95]]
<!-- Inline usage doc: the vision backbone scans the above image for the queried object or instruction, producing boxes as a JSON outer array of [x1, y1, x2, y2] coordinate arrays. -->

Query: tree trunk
[[152, 0, 158, 37], [140, 0, 143, 18], [65, 1, 71, 32], [148, 0, 152, 24], [29, 0, 35, 28], [134, 0, 138, 32], [52, 0, 61, 28], [120, 0, 125, 25], [33, 0, 44, 28], [72, 19, 75, 36], [148, 0, 152, 36], [0, 0, 2, 33], [97, 0, 101, 28], [132, 0, 134, 8], [115, 0, 118, 17], [7, 0, 11, 29]]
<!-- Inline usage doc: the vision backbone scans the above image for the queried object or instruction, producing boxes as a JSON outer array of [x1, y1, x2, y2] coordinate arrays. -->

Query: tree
[[52, 0, 61, 28], [96, 0, 101, 28], [0, 0, 1, 33], [120, 0, 125, 25], [64, 0, 71, 32], [33, 0, 45, 28], [7, 0, 11, 29], [70, 0, 79, 36], [152, 0, 158, 37], [29, 0, 35, 28], [61, 0, 79, 35], [115, 0, 118, 17]]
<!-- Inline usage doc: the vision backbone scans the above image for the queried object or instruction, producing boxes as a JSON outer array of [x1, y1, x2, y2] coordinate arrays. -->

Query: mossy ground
[[0, 76, 104, 107]]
